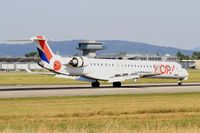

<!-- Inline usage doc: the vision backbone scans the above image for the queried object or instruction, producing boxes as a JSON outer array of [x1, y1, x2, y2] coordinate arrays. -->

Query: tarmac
[[0, 83, 200, 98]]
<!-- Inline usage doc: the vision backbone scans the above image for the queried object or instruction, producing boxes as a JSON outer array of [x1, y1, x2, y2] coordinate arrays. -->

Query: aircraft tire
[[178, 80, 182, 86], [91, 82, 100, 88], [113, 82, 121, 87], [178, 82, 182, 86]]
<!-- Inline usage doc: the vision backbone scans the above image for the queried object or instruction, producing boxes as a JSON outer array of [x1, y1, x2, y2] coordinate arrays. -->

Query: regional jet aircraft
[[24, 36, 189, 87]]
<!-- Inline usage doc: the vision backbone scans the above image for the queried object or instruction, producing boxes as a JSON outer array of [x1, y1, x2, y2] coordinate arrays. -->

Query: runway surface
[[0, 83, 200, 98]]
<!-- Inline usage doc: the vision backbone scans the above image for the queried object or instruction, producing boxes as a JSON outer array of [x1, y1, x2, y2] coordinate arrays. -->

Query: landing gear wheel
[[91, 81, 100, 88], [178, 80, 182, 86], [113, 82, 122, 87]]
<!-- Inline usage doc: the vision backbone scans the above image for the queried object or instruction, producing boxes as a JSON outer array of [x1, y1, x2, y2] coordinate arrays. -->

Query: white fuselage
[[64, 58, 188, 82]]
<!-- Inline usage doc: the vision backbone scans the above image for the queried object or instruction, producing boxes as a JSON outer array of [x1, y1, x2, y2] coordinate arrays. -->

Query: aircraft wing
[[55, 75, 96, 82], [139, 73, 161, 78], [108, 72, 161, 83], [108, 73, 140, 83]]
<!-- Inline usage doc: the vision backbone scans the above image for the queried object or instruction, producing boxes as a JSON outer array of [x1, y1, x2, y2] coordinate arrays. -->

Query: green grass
[[0, 93, 200, 132], [0, 69, 199, 85], [0, 72, 86, 85]]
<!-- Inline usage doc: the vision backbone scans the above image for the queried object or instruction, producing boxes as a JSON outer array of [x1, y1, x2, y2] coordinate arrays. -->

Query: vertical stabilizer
[[31, 36, 54, 63]]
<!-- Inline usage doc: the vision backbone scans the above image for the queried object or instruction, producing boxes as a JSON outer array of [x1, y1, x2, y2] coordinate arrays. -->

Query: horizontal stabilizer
[[7, 39, 32, 42]]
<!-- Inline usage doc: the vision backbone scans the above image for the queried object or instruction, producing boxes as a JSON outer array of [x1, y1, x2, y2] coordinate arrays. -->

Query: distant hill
[[0, 40, 194, 57], [192, 47, 200, 51]]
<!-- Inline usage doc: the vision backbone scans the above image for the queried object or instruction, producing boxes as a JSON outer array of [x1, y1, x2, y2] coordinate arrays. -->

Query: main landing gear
[[178, 79, 183, 86], [91, 81, 122, 88], [91, 81, 100, 88], [113, 82, 121, 87]]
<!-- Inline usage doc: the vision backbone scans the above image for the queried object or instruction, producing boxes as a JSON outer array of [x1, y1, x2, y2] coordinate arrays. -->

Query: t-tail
[[31, 36, 69, 75], [31, 36, 54, 64]]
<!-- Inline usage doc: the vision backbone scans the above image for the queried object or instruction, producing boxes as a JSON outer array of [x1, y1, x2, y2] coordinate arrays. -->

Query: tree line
[[176, 51, 200, 60]]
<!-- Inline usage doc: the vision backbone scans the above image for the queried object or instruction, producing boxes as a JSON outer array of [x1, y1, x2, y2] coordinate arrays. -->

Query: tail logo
[[35, 36, 53, 63], [54, 60, 61, 70], [38, 39, 52, 61], [37, 47, 51, 63]]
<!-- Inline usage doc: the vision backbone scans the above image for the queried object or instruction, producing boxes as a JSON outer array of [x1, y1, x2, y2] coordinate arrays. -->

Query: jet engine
[[69, 56, 88, 67]]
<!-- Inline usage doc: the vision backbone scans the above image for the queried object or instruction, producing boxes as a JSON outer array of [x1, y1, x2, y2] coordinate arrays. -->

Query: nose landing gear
[[178, 79, 182, 86]]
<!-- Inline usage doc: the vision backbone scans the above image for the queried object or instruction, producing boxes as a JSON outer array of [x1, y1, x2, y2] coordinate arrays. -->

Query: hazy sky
[[0, 0, 199, 49]]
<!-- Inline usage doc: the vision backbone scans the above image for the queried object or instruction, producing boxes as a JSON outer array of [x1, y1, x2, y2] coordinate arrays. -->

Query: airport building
[[123, 54, 179, 62], [76, 40, 179, 64], [180, 60, 200, 69], [77, 41, 105, 57], [97, 53, 200, 69], [97, 53, 180, 62], [0, 57, 43, 71], [195, 60, 200, 69]]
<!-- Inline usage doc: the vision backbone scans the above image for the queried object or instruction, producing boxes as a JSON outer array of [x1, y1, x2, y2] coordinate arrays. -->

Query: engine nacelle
[[69, 56, 89, 67]]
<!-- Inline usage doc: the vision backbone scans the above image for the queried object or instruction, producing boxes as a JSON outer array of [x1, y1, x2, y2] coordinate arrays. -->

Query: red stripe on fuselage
[[38, 40, 52, 61]]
